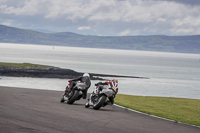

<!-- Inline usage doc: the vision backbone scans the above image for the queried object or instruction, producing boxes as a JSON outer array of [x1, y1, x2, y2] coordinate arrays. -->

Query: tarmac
[[0, 86, 199, 133]]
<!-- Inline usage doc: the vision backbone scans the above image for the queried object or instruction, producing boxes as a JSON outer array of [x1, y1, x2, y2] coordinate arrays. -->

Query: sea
[[0, 43, 200, 99]]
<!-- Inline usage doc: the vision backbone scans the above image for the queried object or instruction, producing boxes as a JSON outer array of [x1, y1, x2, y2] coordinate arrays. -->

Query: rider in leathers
[[95, 79, 118, 106], [66, 73, 91, 99]]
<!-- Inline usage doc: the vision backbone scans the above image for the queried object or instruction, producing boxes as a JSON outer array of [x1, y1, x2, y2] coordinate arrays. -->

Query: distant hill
[[0, 24, 200, 54]]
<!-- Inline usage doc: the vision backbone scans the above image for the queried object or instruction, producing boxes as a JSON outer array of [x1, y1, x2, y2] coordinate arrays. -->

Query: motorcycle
[[60, 81, 87, 104], [85, 85, 117, 110]]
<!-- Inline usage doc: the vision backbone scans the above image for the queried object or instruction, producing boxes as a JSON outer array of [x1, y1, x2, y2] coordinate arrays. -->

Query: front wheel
[[67, 90, 79, 104], [85, 102, 90, 108], [60, 97, 65, 103], [93, 95, 107, 110]]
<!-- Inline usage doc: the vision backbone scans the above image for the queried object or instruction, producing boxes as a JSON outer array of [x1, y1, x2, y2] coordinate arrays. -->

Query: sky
[[0, 0, 200, 36]]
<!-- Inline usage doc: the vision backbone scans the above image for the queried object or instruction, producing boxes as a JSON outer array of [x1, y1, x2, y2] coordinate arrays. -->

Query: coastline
[[0, 62, 149, 80]]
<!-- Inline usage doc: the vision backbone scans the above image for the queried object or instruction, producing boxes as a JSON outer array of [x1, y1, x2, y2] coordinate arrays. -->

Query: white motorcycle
[[60, 81, 87, 104], [85, 85, 117, 110]]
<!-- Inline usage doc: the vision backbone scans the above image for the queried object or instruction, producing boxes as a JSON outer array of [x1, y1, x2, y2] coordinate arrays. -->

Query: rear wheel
[[93, 95, 107, 110], [67, 90, 79, 104]]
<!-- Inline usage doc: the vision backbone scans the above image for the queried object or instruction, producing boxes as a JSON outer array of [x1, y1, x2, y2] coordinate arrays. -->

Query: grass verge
[[115, 94, 200, 126], [0, 62, 52, 69]]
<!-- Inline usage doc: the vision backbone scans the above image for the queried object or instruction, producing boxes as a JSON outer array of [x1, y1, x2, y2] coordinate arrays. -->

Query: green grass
[[0, 62, 52, 69], [115, 94, 200, 126]]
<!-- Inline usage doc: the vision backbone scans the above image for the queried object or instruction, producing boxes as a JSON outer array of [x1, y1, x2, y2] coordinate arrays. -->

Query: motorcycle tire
[[60, 97, 65, 103], [77, 94, 83, 100], [67, 90, 79, 104], [93, 95, 107, 110], [85, 102, 90, 108]]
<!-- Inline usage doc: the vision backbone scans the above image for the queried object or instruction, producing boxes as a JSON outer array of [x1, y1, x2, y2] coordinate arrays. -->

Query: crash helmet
[[83, 73, 90, 77]]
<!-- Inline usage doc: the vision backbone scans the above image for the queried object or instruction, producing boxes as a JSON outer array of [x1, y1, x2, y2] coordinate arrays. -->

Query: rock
[[0, 65, 149, 80]]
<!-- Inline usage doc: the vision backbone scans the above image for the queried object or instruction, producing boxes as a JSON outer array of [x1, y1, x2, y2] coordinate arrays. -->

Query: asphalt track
[[0, 86, 199, 133]]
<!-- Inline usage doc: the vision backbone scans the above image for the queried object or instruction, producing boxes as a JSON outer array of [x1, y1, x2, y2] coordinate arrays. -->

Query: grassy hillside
[[115, 94, 200, 126], [1, 25, 200, 53]]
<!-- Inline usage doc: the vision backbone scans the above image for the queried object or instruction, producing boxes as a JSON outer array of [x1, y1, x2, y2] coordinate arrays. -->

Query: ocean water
[[0, 43, 200, 99]]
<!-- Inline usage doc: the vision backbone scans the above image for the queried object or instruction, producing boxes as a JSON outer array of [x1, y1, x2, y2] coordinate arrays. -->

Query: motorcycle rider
[[95, 79, 118, 106], [65, 73, 91, 99]]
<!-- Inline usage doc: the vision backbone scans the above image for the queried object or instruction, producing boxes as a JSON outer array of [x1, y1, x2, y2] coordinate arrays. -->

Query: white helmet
[[112, 79, 118, 87], [83, 73, 90, 77]]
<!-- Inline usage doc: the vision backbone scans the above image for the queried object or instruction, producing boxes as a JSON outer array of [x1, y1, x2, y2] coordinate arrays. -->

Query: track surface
[[0, 86, 199, 133]]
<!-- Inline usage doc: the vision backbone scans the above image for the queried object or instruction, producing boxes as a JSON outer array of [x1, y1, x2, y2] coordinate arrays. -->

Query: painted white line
[[114, 104, 200, 128]]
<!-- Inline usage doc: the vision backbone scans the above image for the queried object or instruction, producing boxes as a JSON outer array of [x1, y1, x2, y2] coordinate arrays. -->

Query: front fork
[[88, 93, 94, 106], [88, 93, 102, 106]]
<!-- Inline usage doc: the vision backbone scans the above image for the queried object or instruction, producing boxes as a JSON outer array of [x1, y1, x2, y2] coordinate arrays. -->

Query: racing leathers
[[66, 75, 91, 99], [95, 80, 118, 105]]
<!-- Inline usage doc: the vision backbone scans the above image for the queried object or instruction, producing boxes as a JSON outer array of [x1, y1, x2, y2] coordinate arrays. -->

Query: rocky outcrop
[[0, 66, 83, 79], [0, 66, 148, 80]]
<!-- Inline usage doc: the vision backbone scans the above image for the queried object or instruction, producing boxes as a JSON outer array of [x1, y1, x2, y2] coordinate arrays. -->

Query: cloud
[[171, 28, 194, 34], [44, 0, 117, 21], [0, 0, 43, 16], [0, 0, 200, 35], [0, 19, 13, 26], [119, 29, 131, 36], [1, 0, 199, 23], [171, 16, 200, 34], [0, 0, 6, 3], [78, 26, 91, 30], [166, 0, 200, 6]]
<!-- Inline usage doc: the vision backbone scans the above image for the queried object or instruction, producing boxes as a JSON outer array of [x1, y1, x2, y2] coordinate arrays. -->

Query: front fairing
[[101, 87, 115, 97]]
